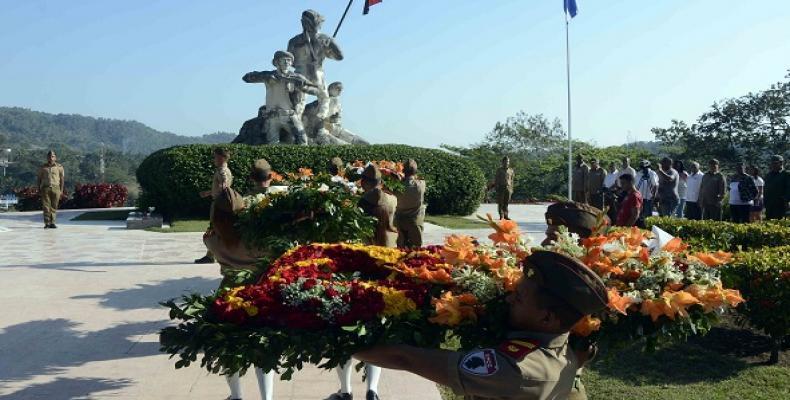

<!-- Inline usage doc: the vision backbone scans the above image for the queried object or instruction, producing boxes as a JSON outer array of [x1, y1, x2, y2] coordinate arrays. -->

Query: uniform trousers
[[41, 186, 61, 225]]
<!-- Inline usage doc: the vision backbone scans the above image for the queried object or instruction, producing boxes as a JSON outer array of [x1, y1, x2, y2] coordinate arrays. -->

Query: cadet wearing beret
[[542, 201, 607, 246], [37, 150, 65, 228], [488, 156, 515, 220], [204, 158, 276, 400], [195, 147, 234, 264], [395, 159, 427, 248], [355, 250, 609, 400]]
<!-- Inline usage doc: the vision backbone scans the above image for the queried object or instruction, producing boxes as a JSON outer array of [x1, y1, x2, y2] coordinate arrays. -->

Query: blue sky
[[1, 0, 788, 148]]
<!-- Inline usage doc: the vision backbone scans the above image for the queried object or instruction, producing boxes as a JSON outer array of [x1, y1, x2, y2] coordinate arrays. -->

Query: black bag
[[737, 176, 758, 202]]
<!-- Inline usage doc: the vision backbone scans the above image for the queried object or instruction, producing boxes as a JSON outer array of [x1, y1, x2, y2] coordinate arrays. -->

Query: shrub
[[71, 183, 129, 208], [723, 246, 790, 363], [644, 217, 790, 251], [13, 186, 68, 211], [136, 144, 486, 218]]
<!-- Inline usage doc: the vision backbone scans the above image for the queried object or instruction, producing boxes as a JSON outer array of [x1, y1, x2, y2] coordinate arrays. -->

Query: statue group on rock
[[233, 10, 368, 146]]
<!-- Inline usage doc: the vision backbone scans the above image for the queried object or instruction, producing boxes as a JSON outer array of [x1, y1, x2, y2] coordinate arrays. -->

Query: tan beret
[[253, 159, 272, 176], [328, 157, 344, 173], [526, 250, 609, 315], [404, 159, 418, 176], [361, 163, 381, 181], [545, 201, 606, 238]]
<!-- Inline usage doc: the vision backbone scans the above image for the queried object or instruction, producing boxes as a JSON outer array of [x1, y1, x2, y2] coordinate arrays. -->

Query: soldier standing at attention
[[355, 250, 609, 400], [195, 147, 233, 264], [586, 158, 606, 210], [572, 155, 590, 204], [331, 163, 396, 400], [489, 156, 515, 220], [395, 159, 426, 248], [37, 150, 65, 229]]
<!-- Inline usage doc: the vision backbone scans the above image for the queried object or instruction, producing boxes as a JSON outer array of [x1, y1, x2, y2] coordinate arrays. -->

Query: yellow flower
[[377, 286, 417, 317]]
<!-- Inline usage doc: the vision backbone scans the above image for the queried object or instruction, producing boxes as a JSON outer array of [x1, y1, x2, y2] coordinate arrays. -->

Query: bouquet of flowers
[[545, 226, 744, 350], [344, 160, 406, 194], [160, 216, 529, 378]]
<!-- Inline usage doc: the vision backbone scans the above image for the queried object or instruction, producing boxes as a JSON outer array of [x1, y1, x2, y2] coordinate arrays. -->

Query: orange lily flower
[[441, 235, 477, 265], [662, 237, 689, 253], [669, 291, 701, 319], [689, 251, 733, 267], [571, 315, 602, 337], [428, 292, 479, 326], [581, 235, 609, 248], [607, 288, 633, 315]]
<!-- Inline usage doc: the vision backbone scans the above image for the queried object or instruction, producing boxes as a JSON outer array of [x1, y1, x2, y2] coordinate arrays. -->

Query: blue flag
[[564, 0, 578, 18]]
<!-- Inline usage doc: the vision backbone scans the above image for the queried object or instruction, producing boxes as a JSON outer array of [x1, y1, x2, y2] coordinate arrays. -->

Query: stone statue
[[239, 50, 323, 145], [303, 82, 368, 145], [287, 10, 343, 90]]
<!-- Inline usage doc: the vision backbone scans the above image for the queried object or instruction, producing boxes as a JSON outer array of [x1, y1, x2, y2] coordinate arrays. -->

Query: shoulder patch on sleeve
[[497, 339, 540, 361], [460, 349, 499, 376]]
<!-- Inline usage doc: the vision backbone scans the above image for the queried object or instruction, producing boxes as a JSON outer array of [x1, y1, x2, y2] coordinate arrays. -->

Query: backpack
[[737, 176, 758, 202]]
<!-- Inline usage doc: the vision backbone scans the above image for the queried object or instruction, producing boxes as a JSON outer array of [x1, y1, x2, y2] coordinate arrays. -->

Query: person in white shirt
[[749, 165, 765, 222], [684, 162, 704, 220], [603, 162, 620, 189], [729, 162, 755, 224], [619, 157, 637, 183], [635, 160, 658, 220]]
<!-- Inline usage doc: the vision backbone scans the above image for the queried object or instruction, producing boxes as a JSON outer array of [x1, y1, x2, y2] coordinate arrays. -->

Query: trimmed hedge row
[[645, 217, 790, 251], [645, 216, 790, 362], [136, 144, 486, 218]]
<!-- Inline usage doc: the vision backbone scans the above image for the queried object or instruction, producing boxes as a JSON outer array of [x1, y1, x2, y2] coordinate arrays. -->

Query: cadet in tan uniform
[[37, 150, 65, 228], [195, 147, 234, 264], [331, 163, 395, 400], [488, 156, 515, 220], [395, 159, 426, 248], [541, 201, 606, 247], [572, 155, 590, 204], [355, 250, 609, 400], [586, 158, 606, 210], [204, 158, 276, 400]]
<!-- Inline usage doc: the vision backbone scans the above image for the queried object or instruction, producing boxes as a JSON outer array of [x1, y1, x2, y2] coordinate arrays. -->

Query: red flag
[[363, 0, 382, 15]]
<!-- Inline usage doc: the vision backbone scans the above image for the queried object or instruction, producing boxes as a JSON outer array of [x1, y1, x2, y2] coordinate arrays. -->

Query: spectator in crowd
[[728, 162, 757, 224], [572, 154, 590, 204], [635, 160, 658, 220], [684, 162, 704, 220], [749, 166, 765, 222], [699, 159, 726, 221], [616, 174, 642, 227], [587, 158, 606, 210], [619, 157, 637, 182], [603, 161, 619, 190], [764, 154, 790, 220], [656, 157, 679, 217], [674, 160, 688, 218]]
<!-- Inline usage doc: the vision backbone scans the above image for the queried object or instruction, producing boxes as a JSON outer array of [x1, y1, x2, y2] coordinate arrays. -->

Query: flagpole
[[565, 16, 573, 200], [333, 0, 355, 38]]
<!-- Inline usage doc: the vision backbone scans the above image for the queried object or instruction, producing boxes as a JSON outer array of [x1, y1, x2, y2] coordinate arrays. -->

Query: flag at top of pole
[[564, 0, 578, 19], [364, 0, 382, 15]]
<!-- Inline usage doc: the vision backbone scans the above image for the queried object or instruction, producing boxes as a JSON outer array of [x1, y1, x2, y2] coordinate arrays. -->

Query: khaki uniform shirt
[[572, 164, 589, 192], [495, 168, 515, 193], [204, 187, 270, 271], [359, 188, 398, 248], [587, 167, 606, 194], [38, 163, 65, 189], [396, 177, 426, 222], [212, 164, 233, 198], [699, 172, 726, 206], [447, 332, 578, 400]]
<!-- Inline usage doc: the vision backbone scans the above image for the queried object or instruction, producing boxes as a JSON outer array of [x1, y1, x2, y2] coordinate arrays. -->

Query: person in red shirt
[[616, 173, 643, 226]]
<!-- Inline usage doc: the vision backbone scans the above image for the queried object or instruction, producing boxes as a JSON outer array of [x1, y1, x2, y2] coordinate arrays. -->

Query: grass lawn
[[71, 209, 131, 221], [439, 323, 790, 400], [425, 215, 488, 229], [146, 219, 208, 233]]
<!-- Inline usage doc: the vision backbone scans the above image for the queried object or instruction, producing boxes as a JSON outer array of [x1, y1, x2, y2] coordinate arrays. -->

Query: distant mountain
[[0, 107, 236, 154]]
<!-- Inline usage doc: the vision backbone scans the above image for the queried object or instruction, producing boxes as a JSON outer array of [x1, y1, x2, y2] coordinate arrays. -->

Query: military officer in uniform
[[37, 150, 65, 228], [355, 250, 609, 400], [195, 147, 233, 264], [204, 158, 276, 400], [395, 159, 426, 248], [572, 155, 590, 204], [541, 201, 607, 247], [489, 156, 515, 220], [331, 163, 395, 400]]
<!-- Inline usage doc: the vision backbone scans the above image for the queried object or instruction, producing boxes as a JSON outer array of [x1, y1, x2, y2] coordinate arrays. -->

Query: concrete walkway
[[0, 205, 548, 400]]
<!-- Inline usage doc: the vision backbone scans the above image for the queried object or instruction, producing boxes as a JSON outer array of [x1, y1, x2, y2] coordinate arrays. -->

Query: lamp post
[[0, 148, 11, 177]]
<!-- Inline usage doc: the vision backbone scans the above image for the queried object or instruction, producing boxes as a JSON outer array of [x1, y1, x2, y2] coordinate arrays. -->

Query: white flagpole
[[565, 14, 573, 200]]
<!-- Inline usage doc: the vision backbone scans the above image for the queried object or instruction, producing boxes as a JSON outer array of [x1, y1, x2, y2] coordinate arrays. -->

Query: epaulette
[[497, 339, 540, 361]]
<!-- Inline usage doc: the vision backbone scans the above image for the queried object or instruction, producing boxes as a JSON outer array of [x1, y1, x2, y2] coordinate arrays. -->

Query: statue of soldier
[[242, 50, 323, 145], [287, 10, 344, 90]]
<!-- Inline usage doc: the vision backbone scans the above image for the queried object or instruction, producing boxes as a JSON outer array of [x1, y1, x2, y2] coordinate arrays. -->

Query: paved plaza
[[0, 205, 548, 400]]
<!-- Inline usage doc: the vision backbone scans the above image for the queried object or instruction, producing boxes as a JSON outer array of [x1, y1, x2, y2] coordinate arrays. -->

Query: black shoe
[[50, 224, 58, 229], [366, 390, 379, 400], [327, 392, 353, 400], [194, 255, 215, 264], [44, 224, 50, 229]]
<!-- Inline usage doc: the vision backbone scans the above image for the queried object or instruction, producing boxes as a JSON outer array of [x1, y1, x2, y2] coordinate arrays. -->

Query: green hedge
[[644, 217, 790, 251], [724, 246, 790, 363], [136, 144, 486, 218]]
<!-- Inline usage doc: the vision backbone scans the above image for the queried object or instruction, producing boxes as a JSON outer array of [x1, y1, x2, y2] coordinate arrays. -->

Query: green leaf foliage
[[137, 144, 486, 218], [645, 217, 790, 251]]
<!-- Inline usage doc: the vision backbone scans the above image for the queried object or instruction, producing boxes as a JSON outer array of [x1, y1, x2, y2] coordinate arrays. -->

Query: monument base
[[232, 111, 369, 146]]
